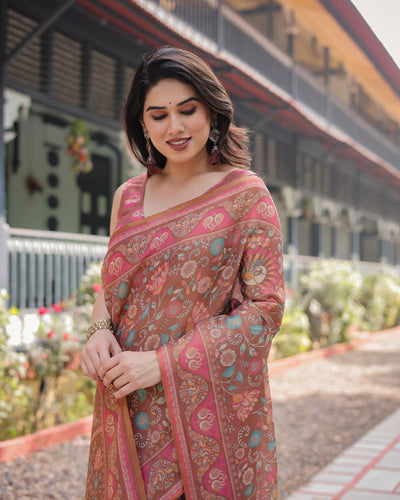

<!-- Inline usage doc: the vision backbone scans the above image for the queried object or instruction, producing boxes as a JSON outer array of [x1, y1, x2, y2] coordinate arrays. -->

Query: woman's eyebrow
[[145, 97, 200, 112]]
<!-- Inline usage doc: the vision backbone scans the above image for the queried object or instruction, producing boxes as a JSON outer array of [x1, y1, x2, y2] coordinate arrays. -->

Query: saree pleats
[[85, 170, 285, 500]]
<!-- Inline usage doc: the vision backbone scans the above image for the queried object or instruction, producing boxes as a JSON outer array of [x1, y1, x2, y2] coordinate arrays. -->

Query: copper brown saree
[[85, 169, 285, 500]]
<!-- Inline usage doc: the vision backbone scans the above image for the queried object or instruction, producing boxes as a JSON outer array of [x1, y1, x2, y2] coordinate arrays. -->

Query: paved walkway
[[1, 328, 399, 499], [285, 407, 400, 499]]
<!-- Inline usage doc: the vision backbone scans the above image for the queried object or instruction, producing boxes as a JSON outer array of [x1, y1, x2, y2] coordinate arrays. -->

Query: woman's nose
[[167, 114, 184, 134]]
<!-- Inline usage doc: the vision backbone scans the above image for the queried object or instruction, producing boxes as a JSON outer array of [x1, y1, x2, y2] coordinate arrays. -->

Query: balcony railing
[[7, 228, 108, 309], [139, 0, 400, 173]]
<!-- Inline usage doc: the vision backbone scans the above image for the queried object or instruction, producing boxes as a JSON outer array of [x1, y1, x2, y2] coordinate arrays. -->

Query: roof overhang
[[75, 0, 400, 186], [5, 0, 400, 187]]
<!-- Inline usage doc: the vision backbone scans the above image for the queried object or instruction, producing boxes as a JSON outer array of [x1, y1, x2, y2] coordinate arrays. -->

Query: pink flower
[[249, 359, 263, 376], [166, 301, 181, 318], [92, 283, 101, 293], [242, 467, 254, 486], [232, 389, 260, 421], [63, 333, 71, 341], [52, 304, 62, 313], [47, 330, 55, 338], [38, 307, 50, 315], [220, 349, 236, 367]]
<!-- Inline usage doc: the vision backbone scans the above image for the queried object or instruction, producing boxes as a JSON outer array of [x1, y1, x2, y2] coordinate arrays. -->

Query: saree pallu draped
[[85, 169, 285, 500]]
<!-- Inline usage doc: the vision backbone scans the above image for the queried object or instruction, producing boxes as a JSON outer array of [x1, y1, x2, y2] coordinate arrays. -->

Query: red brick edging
[[0, 415, 93, 463], [1, 327, 398, 463]]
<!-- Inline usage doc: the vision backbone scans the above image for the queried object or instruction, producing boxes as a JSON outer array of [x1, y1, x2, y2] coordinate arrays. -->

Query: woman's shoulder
[[118, 172, 147, 194], [229, 168, 270, 193], [111, 173, 147, 228]]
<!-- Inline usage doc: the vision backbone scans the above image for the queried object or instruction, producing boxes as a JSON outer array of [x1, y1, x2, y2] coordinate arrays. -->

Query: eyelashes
[[181, 108, 196, 116], [151, 108, 196, 121]]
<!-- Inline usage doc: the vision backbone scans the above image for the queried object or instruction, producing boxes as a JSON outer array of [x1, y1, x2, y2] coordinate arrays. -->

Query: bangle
[[87, 320, 115, 341]]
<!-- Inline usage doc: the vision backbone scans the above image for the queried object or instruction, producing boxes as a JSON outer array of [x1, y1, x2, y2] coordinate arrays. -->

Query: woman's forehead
[[144, 78, 199, 106]]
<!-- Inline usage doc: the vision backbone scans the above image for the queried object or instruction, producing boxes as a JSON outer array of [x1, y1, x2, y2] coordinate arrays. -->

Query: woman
[[80, 46, 285, 500]]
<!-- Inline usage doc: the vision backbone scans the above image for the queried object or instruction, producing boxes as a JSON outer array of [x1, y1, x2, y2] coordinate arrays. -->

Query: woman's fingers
[[113, 382, 134, 399], [79, 353, 98, 380], [80, 329, 121, 380], [101, 351, 161, 397]]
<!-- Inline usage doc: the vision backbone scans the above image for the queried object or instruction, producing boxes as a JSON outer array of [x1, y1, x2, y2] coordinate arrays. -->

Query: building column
[[380, 239, 390, 264], [311, 222, 323, 258], [351, 230, 361, 262], [288, 214, 299, 289], [377, 218, 394, 265], [0, 1, 9, 291], [331, 226, 338, 259]]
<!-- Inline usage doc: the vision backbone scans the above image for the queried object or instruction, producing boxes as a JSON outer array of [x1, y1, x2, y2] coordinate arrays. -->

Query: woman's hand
[[101, 350, 161, 399], [79, 329, 122, 380]]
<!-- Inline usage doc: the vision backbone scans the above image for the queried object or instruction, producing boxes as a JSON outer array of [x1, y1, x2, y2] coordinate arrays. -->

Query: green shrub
[[357, 272, 400, 331], [299, 260, 364, 346], [0, 290, 33, 440], [272, 308, 311, 359], [0, 262, 102, 440]]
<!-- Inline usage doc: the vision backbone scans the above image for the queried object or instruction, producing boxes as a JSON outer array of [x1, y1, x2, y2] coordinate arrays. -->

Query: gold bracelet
[[86, 320, 115, 342]]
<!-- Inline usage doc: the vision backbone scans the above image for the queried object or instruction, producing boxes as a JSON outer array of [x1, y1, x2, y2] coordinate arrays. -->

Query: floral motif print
[[86, 170, 284, 500], [219, 349, 236, 367], [146, 262, 169, 295], [232, 389, 260, 422], [242, 240, 282, 294]]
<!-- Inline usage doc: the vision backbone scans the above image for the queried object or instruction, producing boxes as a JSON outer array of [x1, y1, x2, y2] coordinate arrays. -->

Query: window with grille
[[5, 7, 129, 122], [91, 50, 117, 120], [7, 9, 42, 92], [52, 32, 82, 108]]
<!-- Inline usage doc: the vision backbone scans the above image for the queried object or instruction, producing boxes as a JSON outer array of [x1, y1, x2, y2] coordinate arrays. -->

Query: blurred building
[[1, 0, 400, 307]]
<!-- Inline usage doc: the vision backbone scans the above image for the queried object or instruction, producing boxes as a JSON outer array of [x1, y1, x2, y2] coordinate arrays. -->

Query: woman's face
[[142, 78, 211, 168]]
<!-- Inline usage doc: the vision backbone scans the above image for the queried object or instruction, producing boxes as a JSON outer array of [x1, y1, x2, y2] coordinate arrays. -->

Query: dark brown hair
[[123, 46, 251, 170]]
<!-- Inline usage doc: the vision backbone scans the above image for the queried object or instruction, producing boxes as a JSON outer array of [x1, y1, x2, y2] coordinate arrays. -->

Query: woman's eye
[[152, 114, 167, 121], [181, 108, 196, 116]]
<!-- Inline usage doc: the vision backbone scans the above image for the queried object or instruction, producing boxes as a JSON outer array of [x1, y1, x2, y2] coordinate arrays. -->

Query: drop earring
[[208, 123, 221, 165], [144, 130, 159, 175]]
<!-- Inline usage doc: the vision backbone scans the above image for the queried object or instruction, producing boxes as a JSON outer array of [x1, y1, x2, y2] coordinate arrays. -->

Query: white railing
[[7, 228, 108, 309], [6, 227, 398, 310]]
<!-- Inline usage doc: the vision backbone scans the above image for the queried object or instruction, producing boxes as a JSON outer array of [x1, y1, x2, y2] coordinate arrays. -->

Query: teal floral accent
[[118, 282, 129, 300], [249, 430, 262, 448], [210, 238, 224, 255], [126, 329, 136, 346], [226, 315, 242, 329], [136, 412, 150, 430]]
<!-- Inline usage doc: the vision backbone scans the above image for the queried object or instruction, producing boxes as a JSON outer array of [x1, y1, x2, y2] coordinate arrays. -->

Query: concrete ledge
[[0, 415, 93, 463]]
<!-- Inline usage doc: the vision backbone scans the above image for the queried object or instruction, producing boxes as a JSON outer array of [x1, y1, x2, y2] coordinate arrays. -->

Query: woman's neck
[[161, 159, 210, 183]]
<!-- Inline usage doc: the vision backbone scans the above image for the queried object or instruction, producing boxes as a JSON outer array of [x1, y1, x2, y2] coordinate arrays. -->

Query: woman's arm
[[79, 289, 122, 380], [79, 184, 125, 380]]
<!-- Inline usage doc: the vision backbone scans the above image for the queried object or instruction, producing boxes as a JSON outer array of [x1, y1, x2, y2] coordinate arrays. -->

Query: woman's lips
[[167, 138, 191, 151]]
